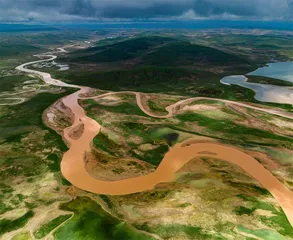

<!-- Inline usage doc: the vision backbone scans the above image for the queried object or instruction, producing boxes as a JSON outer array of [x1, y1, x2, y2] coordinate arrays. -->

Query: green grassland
[[49, 35, 293, 113], [246, 76, 293, 86], [65, 36, 252, 71], [141, 41, 251, 69], [54, 197, 154, 240], [176, 112, 293, 146], [26, 34, 292, 114], [92, 123, 170, 166], [0, 210, 34, 235], [237, 225, 287, 240], [0, 29, 121, 75], [0, 75, 38, 91], [55, 66, 259, 102], [0, 44, 41, 58], [146, 98, 169, 115], [193, 33, 293, 63], [108, 157, 293, 239], [137, 224, 221, 240], [83, 95, 293, 172], [1, 30, 293, 239], [68, 36, 176, 63], [83, 98, 191, 166], [49, 36, 258, 100], [236, 194, 293, 237], [0, 30, 110, 59], [34, 214, 72, 239], [11, 231, 32, 240], [0, 82, 72, 237], [95, 101, 148, 117]]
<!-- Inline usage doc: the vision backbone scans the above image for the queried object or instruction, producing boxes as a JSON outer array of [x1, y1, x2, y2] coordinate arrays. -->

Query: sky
[[0, 0, 292, 22]]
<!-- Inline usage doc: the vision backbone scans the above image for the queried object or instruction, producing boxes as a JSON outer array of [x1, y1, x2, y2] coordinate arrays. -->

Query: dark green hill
[[71, 36, 177, 63], [0, 44, 41, 57], [53, 36, 256, 100], [142, 41, 249, 67], [64, 36, 252, 73]]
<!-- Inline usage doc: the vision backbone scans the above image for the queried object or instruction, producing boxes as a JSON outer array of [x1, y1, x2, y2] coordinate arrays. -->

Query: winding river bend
[[16, 50, 293, 227]]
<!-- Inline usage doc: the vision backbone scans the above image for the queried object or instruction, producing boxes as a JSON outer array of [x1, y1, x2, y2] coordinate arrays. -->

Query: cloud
[[0, 0, 292, 22]]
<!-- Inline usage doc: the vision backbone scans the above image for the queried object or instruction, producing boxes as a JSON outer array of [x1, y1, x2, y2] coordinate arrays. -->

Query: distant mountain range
[[1, 20, 293, 32]]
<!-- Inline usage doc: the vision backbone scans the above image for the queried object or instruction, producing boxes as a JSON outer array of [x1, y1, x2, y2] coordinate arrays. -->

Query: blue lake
[[247, 62, 293, 83], [221, 74, 293, 105]]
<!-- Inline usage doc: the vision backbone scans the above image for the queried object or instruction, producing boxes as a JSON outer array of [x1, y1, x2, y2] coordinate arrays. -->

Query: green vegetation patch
[[147, 127, 179, 145], [229, 181, 270, 196], [127, 190, 172, 204], [0, 90, 72, 214], [147, 99, 169, 115], [0, 210, 34, 235], [189, 178, 226, 189], [234, 206, 255, 216], [146, 126, 192, 146], [99, 195, 123, 218], [54, 67, 260, 103], [0, 75, 35, 91], [177, 112, 293, 144], [11, 231, 32, 240], [237, 225, 287, 240], [0, 91, 72, 157], [85, 99, 147, 117], [142, 41, 251, 69], [34, 214, 72, 239], [91, 121, 171, 166], [0, 44, 41, 57], [55, 66, 197, 93], [196, 109, 239, 121], [237, 194, 293, 238], [71, 36, 176, 63], [93, 131, 122, 157], [136, 223, 224, 240], [54, 197, 154, 240], [246, 76, 293, 87], [139, 144, 169, 166], [47, 153, 61, 172], [119, 123, 171, 165], [265, 148, 293, 165]]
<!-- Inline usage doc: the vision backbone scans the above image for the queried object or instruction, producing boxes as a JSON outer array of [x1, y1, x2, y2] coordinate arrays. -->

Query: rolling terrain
[[1, 30, 293, 240]]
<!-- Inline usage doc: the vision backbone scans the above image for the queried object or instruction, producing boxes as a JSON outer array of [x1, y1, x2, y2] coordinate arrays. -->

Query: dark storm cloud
[[100, 3, 191, 19], [0, 0, 292, 21]]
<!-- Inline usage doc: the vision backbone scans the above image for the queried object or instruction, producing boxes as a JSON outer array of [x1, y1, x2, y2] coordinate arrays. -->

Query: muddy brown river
[[16, 50, 293, 227]]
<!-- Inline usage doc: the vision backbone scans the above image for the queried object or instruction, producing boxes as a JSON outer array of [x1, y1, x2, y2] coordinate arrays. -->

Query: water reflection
[[221, 75, 293, 105], [221, 62, 293, 105], [247, 62, 293, 83]]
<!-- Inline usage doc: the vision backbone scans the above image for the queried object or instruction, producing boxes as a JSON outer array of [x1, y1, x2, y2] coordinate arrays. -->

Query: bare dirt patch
[[84, 150, 155, 181], [68, 123, 84, 140], [43, 99, 74, 134], [181, 104, 219, 112]]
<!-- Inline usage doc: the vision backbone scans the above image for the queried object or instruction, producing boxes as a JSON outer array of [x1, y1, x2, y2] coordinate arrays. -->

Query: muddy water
[[60, 88, 293, 226], [17, 51, 293, 227], [16, 54, 80, 89]]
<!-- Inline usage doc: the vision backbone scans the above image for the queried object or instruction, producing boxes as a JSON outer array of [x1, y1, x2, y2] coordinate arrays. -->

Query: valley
[[1, 30, 293, 240]]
